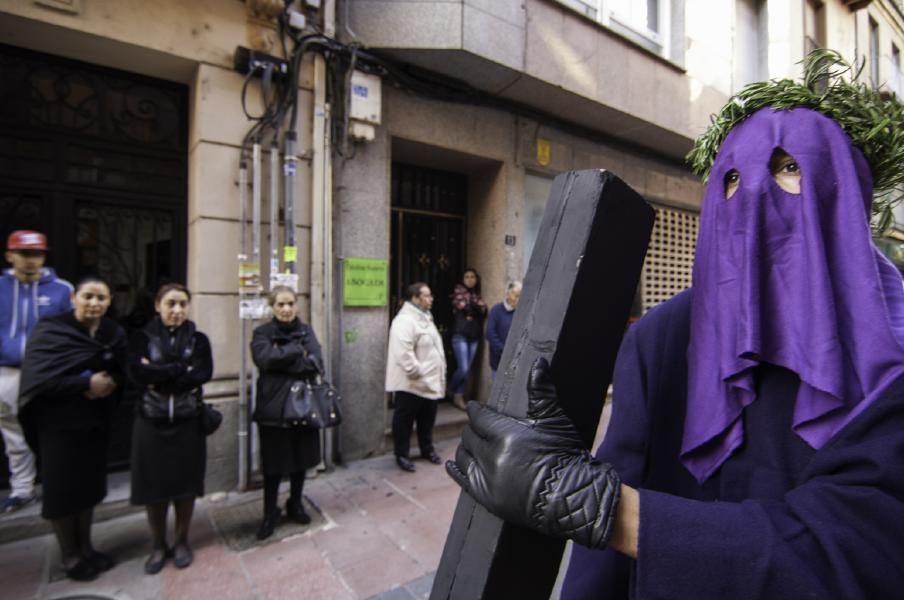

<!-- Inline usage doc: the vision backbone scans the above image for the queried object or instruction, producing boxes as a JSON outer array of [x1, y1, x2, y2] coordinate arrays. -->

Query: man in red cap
[[0, 230, 72, 513]]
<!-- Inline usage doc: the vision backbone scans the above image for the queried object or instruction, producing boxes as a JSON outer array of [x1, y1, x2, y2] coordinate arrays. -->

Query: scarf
[[18, 312, 127, 409], [144, 316, 196, 363]]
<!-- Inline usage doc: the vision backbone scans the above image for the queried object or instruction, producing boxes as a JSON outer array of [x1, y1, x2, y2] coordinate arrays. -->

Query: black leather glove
[[446, 357, 621, 549]]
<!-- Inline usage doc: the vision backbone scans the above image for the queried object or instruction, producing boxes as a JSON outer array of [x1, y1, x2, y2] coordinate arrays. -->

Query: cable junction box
[[234, 46, 290, 78]]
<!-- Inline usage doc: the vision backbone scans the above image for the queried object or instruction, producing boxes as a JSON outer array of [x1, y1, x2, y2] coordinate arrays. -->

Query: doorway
[[389, 163, 467, 368], [0, 44, 188, 484]]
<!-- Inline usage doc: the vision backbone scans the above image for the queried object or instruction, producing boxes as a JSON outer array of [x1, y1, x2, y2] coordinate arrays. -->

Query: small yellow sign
[[283, 245, 298, 262], [537, 138, 551, 166]]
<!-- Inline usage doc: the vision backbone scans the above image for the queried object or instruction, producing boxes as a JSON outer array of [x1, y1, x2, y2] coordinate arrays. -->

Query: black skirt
[[258, 424, 320, 477], [40, 427, 108, 519], [130, 415, 206, 505]]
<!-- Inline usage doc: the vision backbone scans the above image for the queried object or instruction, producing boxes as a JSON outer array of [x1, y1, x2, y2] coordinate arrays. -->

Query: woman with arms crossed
[[19, 276, 127, 582], [128, 283, 213, 574]]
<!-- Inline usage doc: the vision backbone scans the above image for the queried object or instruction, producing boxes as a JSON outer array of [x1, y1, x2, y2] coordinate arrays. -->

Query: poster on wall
[[343, 257, 388, 307]]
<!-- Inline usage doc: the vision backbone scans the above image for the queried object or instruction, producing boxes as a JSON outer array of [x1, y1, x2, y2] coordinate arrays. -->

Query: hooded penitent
[[682, 107, 904, 482]]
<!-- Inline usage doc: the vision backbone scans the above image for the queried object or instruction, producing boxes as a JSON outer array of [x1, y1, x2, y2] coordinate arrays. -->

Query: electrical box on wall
[[349, 121, 376, 142], [349, 70, 381, 125]]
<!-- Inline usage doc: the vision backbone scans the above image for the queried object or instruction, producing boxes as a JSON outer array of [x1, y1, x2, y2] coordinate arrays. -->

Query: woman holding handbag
[[128, 283, 213, 574], [251, 285, 323, 540]]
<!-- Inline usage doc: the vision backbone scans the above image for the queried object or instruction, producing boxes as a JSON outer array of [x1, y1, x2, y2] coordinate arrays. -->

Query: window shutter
[[641, 206, 699, 312]]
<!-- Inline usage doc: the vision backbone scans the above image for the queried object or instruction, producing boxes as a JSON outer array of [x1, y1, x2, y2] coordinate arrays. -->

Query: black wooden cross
[[431, 170, 655, 600]]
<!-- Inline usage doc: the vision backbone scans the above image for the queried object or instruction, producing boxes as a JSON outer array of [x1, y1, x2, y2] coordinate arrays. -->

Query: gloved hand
[[446, 357, 621, 549]]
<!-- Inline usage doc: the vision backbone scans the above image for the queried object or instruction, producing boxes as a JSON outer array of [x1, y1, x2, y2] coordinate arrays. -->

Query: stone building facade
[[1, 0, 902, 493]]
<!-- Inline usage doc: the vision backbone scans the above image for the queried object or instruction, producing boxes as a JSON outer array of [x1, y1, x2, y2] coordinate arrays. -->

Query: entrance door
[[390, 163, 467, 369], [0, 44, 188, 484]]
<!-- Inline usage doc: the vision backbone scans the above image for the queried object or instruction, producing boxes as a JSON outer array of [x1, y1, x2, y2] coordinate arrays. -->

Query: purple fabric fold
[[682, 108, 904, 482]]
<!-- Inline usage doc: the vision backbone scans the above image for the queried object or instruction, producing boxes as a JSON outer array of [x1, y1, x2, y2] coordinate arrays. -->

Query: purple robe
[[561, 289, 904, 599], [563, 107, 904, 598]]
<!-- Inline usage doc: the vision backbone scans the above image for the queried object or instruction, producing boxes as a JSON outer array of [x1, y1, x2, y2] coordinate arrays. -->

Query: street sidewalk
[[0, 437, 463, 600]]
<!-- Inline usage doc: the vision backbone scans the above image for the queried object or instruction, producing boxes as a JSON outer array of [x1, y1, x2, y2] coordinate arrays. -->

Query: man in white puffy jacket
[[385, 282, 447, 472]]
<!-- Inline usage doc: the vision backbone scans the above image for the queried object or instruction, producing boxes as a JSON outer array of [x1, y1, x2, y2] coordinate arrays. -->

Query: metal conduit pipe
[[323, 100, 337, 465], [249, 141, 263, 484], [311, 51, 330, 468], [284, 130, 297, 270], [270, 140, 280, 282], [237, 160, 249, 491], [311, 0, 336, 468]]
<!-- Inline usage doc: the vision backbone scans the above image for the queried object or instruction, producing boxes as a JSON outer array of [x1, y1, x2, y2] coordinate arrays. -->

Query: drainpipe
[[237, 160, 249, 490], [311, 0, 336, 467]]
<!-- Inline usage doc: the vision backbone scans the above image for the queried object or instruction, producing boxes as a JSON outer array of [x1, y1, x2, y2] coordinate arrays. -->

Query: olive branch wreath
[[687, 49, 904, 233]]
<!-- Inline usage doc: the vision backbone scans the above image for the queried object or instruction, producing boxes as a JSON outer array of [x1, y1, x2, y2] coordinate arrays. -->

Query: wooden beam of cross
[[431, 170, 655, 600]]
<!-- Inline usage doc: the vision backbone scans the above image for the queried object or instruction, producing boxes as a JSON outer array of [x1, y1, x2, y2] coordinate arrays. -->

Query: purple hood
[[682, 107, 904, 482]]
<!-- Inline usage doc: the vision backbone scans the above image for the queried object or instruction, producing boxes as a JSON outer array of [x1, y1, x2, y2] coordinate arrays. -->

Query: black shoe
[[396, 456, 416, 472], [256, 512, 280, 540], [423, 450, 442, 465], [65, 559, 100, 582], [143, 548, 168, 575], [85, 549, 115, 572], [285, 500, 312, 525], [172, 543, 193, 569]]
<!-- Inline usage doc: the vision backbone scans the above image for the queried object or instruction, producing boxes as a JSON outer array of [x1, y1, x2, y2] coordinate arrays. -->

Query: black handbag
[[140, 388, 202, 424], [282, 378, 343, 429], [200, 402, 223, 435]]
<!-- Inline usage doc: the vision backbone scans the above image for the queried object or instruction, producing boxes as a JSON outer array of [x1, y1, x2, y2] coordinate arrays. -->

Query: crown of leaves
[[687, 49, 904, 231]]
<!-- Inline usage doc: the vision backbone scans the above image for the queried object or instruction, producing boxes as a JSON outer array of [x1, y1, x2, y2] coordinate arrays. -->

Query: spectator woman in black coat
[[18, 275, 127, 582], [251, 285, 323, 540], [128, 283, 213, 574]]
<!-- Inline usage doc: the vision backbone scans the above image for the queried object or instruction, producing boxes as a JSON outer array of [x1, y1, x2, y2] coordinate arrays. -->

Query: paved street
[[0, 438, 462, 600]]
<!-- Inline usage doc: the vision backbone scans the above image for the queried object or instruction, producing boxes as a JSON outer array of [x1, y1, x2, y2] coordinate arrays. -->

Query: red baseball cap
[[6, 230, 48, 251]]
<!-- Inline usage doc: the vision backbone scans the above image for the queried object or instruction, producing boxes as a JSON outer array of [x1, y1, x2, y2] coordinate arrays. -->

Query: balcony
[[346, 0, 727, 159]]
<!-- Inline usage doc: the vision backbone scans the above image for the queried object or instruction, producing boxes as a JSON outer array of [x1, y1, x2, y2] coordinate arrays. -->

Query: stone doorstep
[[0, 470, 136, 546], [0, 473, 334, 548]]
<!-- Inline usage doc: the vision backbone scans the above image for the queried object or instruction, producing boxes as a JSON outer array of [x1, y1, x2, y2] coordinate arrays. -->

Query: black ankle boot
[[285, 499, 311, 525], [256, 511, 280, 540]]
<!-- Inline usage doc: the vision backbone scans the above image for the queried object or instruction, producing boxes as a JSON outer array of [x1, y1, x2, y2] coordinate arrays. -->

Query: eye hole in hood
[[723, 148, 802, 199]]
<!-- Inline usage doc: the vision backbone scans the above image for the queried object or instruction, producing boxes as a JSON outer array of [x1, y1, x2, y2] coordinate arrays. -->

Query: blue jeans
[[450, 334, 479, 395]]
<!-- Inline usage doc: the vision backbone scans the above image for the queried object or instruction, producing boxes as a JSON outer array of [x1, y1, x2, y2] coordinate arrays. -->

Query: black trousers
[[392, 391, 437, 459]]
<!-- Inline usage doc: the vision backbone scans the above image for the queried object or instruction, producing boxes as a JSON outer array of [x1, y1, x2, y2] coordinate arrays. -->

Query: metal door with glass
[[390, 163, 468, 372]]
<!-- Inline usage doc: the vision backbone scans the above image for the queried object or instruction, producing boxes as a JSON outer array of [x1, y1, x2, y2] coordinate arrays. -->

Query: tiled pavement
[[0, 437, 462, 600], [0, 401, 609, 599]]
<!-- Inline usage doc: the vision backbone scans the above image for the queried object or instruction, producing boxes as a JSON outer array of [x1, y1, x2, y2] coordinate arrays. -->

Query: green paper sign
[[343, 258, 388, 306]]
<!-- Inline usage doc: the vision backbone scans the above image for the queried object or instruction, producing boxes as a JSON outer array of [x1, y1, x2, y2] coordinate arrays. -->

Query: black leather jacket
[[250, 318, 323, 427]]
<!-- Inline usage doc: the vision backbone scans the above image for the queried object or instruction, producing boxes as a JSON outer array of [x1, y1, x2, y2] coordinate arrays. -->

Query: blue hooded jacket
[[0, 267, 72, 367]]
